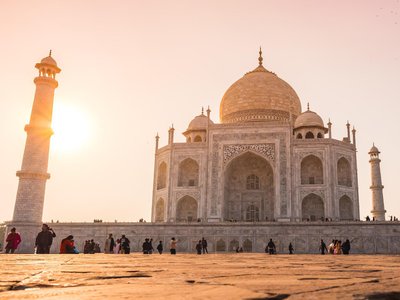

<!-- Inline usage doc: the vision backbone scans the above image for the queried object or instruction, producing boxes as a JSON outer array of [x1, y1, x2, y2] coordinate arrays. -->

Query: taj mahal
[[4, 50, 399, 254]]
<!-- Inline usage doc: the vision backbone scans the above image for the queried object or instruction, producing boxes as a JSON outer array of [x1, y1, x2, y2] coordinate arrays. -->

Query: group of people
[[319, 239, 351, 255], [195, 238, 208, 254], [103, 234, 131, 254]]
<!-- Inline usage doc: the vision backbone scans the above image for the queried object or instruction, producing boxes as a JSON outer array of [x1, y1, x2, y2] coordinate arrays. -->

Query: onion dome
[[187, 110, 214, 131], [294, 105, 326, 131], [219, 48, 302, 123], [369, 143, 380, 154]]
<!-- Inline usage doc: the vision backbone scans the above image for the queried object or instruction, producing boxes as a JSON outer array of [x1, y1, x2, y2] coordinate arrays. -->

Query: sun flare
[[51, 102, 91, 153]]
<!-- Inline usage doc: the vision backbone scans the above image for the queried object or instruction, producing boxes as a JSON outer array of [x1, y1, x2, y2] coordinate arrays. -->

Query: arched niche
[[229, 239, 239, 252], [155, 198, 165, 222], [243, 239, 252, 252], [337, 157, 352, 187], [301, 155, 323, 184], [305, 131, 314, 139], [176, 195, 197, 222], [339, 195, 353, 220], [216, 239, 226, 252], [296, 133, 303, 139], [301, 193, 325, 221], [178, 158, 199, 187], [224, 152, 274, 222], [157, 162, 167, 190], [194, 135, 202, 142]]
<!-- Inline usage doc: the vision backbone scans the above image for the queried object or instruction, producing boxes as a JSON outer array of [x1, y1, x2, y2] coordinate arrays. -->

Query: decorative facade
[[152, 49, 360, 223]]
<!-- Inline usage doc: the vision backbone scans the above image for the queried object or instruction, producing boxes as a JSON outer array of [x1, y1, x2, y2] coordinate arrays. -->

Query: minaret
[[10, 52, 61, 253], [369, 144, 386, 221]]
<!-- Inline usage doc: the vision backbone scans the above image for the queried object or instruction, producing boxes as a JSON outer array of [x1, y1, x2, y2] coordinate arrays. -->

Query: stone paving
[[0, 254, 399, 299]]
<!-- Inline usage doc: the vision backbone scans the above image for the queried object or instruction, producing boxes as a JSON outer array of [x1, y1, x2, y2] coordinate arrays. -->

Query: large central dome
[[220, 50, 302, 123]]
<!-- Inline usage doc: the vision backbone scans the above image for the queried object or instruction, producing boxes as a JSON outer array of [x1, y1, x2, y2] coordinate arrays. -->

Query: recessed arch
[[194, 135, 202, 142], [296, 133, 303, 139], [317, 132, 323, 138], [337, 157, 352, 187], [176, 195, 197, 222], [339, 195, 353, 220], [305, 131, 314, 139], [243, 239, 252, 252], [157, 162, 167, 190], [224, 151, 274, 222], [301, 155, 323, 184], [178, 158, 199, 187], [302, 193, 325, 221], [155, 198, 165, 222], [229, 239, 239, 252], [216, 239, 226, 252], [246, 204, 259, 221]]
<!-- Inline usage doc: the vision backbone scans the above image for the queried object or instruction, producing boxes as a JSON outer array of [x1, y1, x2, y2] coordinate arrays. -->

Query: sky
[[0, 0, 399, 223]]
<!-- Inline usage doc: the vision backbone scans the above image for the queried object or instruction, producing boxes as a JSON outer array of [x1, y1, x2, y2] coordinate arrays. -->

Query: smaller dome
[[369, 144, 380, 154], [41, 55, 57, 66], [294, 109, 324, 129], [187, 113, 214, 131]]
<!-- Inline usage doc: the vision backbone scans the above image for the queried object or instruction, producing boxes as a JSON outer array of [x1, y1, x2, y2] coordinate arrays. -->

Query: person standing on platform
[[104, 234, 115, 254], [157, 241, 163, 254], [170, 237, 177, 255], [319, 239, 328, 255], [201, 237, 208, 254], [35, 224, 56, 254], [288, 243, 294, 254], [5, 227, 21, 254]]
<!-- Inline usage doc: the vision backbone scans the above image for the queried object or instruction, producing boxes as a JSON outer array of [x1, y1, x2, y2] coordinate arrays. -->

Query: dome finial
[[49, 49, 52, 57], [307, 102, 310, 111], [201, 107, 204, 115], [258, 47, 263, 66]]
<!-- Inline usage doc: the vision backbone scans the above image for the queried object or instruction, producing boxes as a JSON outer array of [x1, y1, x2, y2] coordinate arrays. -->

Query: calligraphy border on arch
[[223, 143, 275, 166]]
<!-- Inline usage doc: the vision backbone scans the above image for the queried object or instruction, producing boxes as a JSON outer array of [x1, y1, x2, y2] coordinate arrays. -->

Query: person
[[328, 240, 335, 254], [288, 242, 294, 254], [157, 241, 163, 254], [149, 238, 154, 254], [120, 235, 130, 254], [201, 237, 208, 254], [335, 240, 342, 254], [114, 239, 121, 254], [342, 239, 351, 255], [142, 238, 150, 254], [266, 239, 276, 255], [319, 239, 328, 255], [60, 235, 75, 254], [170, 237, 177, 254], [104, 234, 115, 254], [196, 240, 202, 255], [5, 227, 21, 254], [35, 224, 56, 254]]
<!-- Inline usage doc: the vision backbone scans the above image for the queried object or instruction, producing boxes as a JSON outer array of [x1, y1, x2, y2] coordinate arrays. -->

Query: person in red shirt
[[60, 235, 75, 254], [5, 227, 22, 254]]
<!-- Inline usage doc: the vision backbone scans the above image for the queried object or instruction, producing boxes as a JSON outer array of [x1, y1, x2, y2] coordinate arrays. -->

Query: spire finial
[[307, 102, 310, 111], [49, 50, 52, 57], [258, 47, 263, 66], [201, 107, 204, 115]]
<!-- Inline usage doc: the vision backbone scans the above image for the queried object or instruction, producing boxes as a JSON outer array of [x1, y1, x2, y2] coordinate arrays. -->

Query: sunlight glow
[[51, 102, 91, 153]]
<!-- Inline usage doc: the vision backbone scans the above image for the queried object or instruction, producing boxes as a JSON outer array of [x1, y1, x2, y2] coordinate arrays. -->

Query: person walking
[[156, 241, 163, 254], [201, 237, 208, 254], [104, 234, 115, 254], [342, 239, 351, 255], [35, 224, 56, 254], [288, 242, 294, 254], [319, 239, 328, 255], [170, 237, 177, 255], [5, 227, 21, 254], [196, 240, 202, 255], [266, 239, 276, 255], [142, 238, 150, 254]]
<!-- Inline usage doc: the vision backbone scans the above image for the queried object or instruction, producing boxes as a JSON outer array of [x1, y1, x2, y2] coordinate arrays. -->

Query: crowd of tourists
[[3, 224, 354, 255]]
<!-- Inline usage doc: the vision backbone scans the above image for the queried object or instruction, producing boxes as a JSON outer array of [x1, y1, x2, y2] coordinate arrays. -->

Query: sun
[[51, 102, 91, 153]]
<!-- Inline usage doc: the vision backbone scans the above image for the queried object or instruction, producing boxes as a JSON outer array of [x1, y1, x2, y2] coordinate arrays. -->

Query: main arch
[[223, 151, 274, 221]]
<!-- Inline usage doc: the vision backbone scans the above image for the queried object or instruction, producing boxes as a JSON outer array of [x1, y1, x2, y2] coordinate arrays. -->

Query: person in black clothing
[[288, 243, 294, 254], [341, 239, 351, 255], [142, 238, 150, 254], [120, 235, 130, 254], [266, 239, 276, 255], [156, 241, 163, 254], [201, 237, 208, 254], [35, 224, 56, 254], [196, 240, 202, 255], [319, 239, 328, 255]]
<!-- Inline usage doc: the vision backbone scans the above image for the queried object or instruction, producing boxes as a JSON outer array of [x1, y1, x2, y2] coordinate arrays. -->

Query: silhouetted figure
[[366, 216, 371, 221], [196, 240, 202, 255], [342, 239, 351, 255], [120, 235, 130, 254], [35, 224, 56, 254], [319, 239, 328, 255], [104, 234, 115, 254], [266, 239, 276, 255], [157, 241, 163, 254], [5, 227, 21, 254], [288, 243, 294, 254], [201, 237, 208, 254], [142, 238, 150, 254]]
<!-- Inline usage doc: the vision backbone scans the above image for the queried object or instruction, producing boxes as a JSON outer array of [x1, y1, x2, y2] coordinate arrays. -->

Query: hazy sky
[[0, 0, 399, 223]]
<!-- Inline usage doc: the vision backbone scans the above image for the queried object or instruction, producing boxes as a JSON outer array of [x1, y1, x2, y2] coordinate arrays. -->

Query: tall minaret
[[9, 52, 61, 253], [369, 144, 386, 221]]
